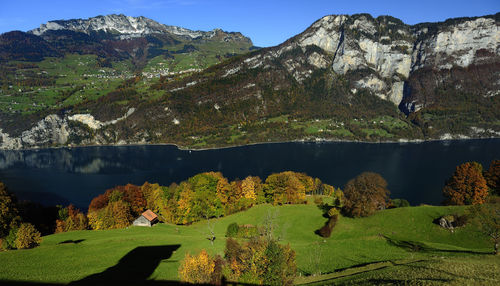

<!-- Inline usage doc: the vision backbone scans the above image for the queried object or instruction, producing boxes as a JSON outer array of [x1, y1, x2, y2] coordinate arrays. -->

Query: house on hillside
[[133, 210, 158, 227]]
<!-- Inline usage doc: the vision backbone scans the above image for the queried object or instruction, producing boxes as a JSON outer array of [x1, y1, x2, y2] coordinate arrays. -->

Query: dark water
[[0, 139, 499, 209]]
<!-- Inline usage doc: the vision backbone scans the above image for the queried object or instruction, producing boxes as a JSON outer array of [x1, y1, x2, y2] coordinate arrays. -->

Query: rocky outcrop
[[0, 108, 139, 149], [402, 15, 500, 112], [0, 115, 68, 149]]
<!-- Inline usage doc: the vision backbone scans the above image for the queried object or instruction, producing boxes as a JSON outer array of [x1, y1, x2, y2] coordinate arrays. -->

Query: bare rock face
[[231, 13, 498, 109], [0, 115, 69, 149], [293, 14, 499, 108], [403, 16, 500, 113], [411, 17, 499, 71]]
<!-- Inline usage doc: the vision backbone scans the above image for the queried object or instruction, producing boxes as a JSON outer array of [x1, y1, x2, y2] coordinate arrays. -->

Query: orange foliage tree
[[443, 162, 489, 205], [485, 160, 500, 195], [343, 172, 390, 217]]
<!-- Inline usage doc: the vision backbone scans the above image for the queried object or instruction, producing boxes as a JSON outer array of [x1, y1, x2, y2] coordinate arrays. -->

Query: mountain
[[0, 14, 253, 64], [0, 13, 499, 149], [30, 14, 249, 41]]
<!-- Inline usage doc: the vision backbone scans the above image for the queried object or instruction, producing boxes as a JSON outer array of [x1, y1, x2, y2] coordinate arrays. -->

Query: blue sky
[[0, 0, 498, 47]]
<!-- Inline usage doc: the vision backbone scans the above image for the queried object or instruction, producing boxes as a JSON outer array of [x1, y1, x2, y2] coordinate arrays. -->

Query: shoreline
[[1, 136, 499, 152]]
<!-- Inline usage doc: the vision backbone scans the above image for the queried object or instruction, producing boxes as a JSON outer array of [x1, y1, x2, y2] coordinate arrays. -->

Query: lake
[[0, 139, 499, 209]]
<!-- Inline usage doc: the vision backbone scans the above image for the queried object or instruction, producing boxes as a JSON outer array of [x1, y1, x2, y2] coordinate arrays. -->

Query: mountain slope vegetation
[[0, 13, 499, 149]]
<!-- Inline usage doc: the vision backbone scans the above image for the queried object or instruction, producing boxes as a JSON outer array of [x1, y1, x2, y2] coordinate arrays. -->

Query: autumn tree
[[0, 182, 21, 238], [468, 203, 500, 255], [55, 205, 88, 233], [443, 162, 489, 205], [264, 172, 307, 205], [224, 237, 296, 285], [179, 250, 222, 284], [343, 172, 390, 217], [88, 200, 133, 230], [15, 223, 42, 249], [484, 160, 500, 195]]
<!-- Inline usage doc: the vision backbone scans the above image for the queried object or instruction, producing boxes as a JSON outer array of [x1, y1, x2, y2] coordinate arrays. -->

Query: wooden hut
[[133, 210, 158, 227]]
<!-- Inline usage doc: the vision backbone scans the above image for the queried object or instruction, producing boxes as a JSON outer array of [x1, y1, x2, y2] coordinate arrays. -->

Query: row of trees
[[86, 171, 341, 229]]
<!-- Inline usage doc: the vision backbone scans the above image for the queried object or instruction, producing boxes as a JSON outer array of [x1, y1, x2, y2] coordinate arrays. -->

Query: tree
[[55, 204, 88, 233], [343, 172, 390, 217], [223, 237, 296, 285], [443, 162, 489, 205], [0, 182, 20, 238], [485, 160, 500, 195], [179, 250, 220, 284], [468, 203, 500, 255], [226, 222, 240, 238], [15, 223, 42, 249], [264, 172, 307, 205]]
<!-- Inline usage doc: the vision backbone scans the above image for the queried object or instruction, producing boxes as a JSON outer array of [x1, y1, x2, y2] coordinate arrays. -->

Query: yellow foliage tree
[[15, 223, 42, 249], [179, 249, 216, 284], [241, 176, 257, 201]]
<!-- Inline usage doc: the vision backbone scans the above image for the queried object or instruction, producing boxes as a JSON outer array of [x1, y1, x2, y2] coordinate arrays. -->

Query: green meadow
[[0, 202, 498, 285]]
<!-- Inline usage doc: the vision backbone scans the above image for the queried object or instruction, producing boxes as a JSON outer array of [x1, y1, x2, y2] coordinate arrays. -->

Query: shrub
[[313, 196, 323, 205], [1, 227, 18, 250], [327, 207, 340, 218], [391, 198, 410, 208], [332, 189, 344, 208], [317, 215, 338, 238], [14, 223, 42, 249], [238, 225, 260, 238], [226, 222, 239, 238]]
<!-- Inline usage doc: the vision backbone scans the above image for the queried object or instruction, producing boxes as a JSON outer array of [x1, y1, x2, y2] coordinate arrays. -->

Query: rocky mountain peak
[[29, 14, 167, 36], [28, 14, 252, 43]]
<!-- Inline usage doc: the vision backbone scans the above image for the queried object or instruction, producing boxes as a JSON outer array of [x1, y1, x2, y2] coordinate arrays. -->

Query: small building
[[133, 210, 159, 227]]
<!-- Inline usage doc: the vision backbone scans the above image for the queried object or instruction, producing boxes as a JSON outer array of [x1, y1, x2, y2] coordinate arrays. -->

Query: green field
[[0, 203, 498, 285]]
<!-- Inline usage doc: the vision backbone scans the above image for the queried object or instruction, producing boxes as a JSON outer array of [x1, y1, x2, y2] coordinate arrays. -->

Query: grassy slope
[[0, 204, 498, 285]]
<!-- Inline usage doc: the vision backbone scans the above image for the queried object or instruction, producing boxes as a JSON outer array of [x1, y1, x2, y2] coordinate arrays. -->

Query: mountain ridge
[[28, 14, 250, 42], [0, 12, 498, 149]]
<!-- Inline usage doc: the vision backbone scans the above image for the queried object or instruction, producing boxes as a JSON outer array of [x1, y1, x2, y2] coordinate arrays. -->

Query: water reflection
[[0, 140, 498, 209]]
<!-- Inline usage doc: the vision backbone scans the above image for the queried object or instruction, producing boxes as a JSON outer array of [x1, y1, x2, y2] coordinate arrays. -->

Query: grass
[[0, 203, 497, 285]]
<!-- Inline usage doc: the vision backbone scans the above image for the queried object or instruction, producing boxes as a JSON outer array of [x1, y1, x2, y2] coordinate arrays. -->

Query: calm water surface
[[0, 139, 499, 208]]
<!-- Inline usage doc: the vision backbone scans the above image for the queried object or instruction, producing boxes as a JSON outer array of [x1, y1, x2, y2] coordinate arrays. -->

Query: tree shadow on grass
[[0, 244, 259, 286], [69, 245, 181, 286], [58, 239, 85, 244], [382, 235, 489, 255]]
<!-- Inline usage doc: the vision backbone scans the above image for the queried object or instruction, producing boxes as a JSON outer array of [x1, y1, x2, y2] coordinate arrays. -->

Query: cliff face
[[403, 16, 500, 113], [0, 13, 498, 149], [280, 14, 499, 109]]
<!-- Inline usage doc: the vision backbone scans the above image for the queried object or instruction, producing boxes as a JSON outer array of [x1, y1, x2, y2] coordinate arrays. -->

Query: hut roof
[[142, 210, 158, 222]]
